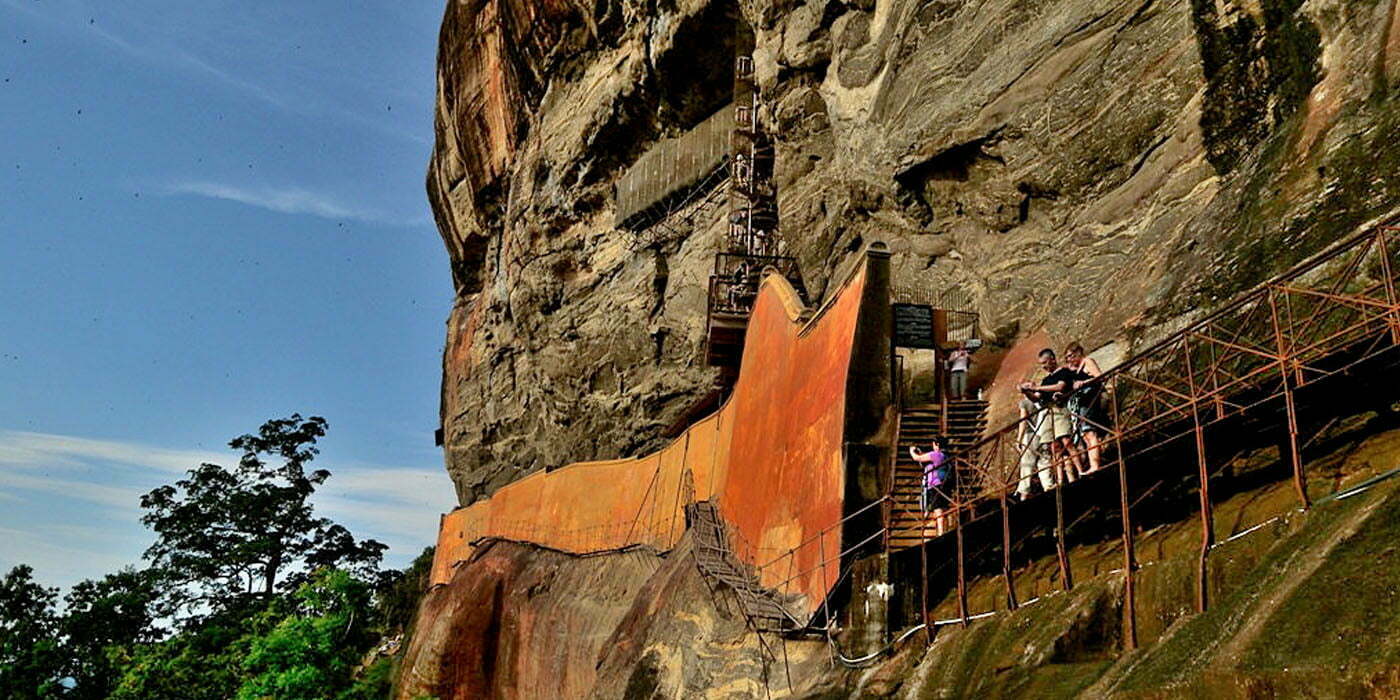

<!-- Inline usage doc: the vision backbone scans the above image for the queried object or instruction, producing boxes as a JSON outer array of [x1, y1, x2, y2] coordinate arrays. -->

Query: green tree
[[373, 546, 434, 638], [61, 567, 163, 699], [4, 415, 417, 700], [237, 569, 375, 700], [140, 414, 387, 618], [107, 609, 257, 700], [0, 565, 65, 699]]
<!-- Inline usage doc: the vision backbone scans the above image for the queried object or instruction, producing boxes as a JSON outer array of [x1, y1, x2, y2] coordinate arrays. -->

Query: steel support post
[[920, 527, 930, 645], [1054, 456, 1074, 592], [1183, 342, 1214, 613], [818, 533, 834, 634], [1268, 289, 1311, 510], [1194, 420, 1214, 614], [1376, 230, 1400, 344], [999, 477, 1019, 611], [955, 502, 969, 627], [1110, 377, 1137, 649]]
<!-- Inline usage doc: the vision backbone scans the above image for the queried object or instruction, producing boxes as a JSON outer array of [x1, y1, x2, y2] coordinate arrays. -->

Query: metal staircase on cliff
[[703, 55, 805, 375], [687, 501, 799, 632], [888, 400, 989, 549]]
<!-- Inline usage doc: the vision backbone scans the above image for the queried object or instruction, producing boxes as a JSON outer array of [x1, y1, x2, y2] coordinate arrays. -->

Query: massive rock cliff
[[410, 1, 1400, 696], [430, 0, 1400, 506]]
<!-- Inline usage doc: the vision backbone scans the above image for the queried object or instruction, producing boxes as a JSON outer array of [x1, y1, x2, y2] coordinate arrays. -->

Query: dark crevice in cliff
[[1051, 5, 1119, 51], [1373, 0, 1400, 103], [622, 649, 664, 699], [576, 94, 659, 189], [1126, 133, 1173, 182], [894, 132, 1005, 223], [898, 134, 1003, 186], [480, 580, 506, 687], [649, 246, 669, 319]]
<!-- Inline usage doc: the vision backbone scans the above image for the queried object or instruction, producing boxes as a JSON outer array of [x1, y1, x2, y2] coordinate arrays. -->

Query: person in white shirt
[[1016, 397, 1055, 499], [946, 342, 972, 399]]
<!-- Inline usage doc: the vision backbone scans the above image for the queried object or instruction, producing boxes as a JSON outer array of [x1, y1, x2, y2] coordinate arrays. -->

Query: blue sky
[[1, 0, 457, 590]]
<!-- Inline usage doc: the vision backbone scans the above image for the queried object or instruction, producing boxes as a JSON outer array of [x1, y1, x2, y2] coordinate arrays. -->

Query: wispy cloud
[[0, 430, 224, 514], [0, 430, 229, 474], [315, 465, 454, 549], [0, 470, 146, 511], [0, 430, 451, 584], [161, 181, 425, 226]]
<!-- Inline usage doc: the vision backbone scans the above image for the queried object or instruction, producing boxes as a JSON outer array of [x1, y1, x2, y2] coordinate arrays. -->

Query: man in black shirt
[[1019, 348, 1083, 484]]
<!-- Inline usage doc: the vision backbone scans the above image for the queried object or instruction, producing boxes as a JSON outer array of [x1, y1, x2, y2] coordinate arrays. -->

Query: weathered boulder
[[399, 421, 1400, 697]]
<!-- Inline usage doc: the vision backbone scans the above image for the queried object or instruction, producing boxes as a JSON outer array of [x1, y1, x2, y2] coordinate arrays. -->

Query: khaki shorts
[[1036, 405, 1073, 442]]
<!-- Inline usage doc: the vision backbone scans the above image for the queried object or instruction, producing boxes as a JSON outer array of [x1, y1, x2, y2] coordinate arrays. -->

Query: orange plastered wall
[[428, 404, 735, 585], [719, 266, 864, 612], [429, 266, 869, 620]]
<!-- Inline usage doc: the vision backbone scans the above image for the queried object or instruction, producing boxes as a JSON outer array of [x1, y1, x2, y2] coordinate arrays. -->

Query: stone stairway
[[687, 501, 798, 631], [887, 399, 989, 550]]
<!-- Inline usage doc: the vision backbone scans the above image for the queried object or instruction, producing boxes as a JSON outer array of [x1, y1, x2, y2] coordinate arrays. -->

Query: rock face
[[430, 0, 1400, 506], [418, 0, 1400, 694], [395, 536, 830, 700], [430, 0, 743, 504]]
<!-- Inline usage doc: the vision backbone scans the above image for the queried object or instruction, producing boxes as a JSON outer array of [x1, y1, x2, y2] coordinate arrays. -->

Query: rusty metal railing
[[878, 217, 1400, 646], [706, 253, 805, 316]]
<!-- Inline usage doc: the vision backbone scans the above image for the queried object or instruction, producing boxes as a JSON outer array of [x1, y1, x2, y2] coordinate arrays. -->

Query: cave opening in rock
[[654, 0, 750, 133]]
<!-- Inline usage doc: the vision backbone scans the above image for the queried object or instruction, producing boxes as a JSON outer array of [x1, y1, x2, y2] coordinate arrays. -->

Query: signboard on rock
[[893, 303, 935, 349]]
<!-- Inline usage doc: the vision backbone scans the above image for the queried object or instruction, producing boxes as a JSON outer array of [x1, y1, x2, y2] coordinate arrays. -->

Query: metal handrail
[[918, 222, 1400, 501]]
